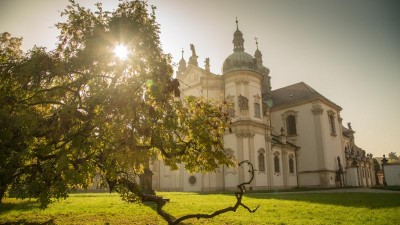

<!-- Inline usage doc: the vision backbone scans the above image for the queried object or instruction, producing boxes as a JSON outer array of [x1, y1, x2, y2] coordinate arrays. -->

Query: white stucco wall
[[155, 161, 183, 191], [320, 104, 344, 171], [271, 103, 319, 173], [384, 164, 400, 186], [271, 101, 344, 187], [346, 167, 359, 187]]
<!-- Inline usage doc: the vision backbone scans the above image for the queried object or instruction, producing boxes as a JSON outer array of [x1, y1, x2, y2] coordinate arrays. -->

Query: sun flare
[[114, 44, 128, 60]]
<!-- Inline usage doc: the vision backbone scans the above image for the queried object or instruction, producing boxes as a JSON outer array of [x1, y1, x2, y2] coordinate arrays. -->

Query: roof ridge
[[272, 81, 304, 92]]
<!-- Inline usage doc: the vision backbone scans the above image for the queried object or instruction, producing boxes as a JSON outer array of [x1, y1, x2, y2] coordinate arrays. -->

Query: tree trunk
[[0, 184, 8, 203]]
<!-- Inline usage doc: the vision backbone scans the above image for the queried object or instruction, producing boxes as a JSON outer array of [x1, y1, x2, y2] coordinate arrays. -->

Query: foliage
[[2, 192, 400, 225], [0, 0, 234, 217], [388, 152, 399, 163]]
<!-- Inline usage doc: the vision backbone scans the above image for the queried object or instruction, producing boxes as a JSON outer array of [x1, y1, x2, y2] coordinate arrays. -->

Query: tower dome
[[222, 51, 257, 74]]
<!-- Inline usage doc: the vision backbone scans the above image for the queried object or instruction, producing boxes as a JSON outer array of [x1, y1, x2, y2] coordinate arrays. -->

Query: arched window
[[274, 154, 280, 173], [289, 156, 294, 174], [286, 115, 297, 135], [258, 153, 265, 172], [254, 103, 261, 118]]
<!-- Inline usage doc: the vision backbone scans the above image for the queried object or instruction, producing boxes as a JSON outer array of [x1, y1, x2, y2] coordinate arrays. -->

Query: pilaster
[[311, 102, 328, 186]]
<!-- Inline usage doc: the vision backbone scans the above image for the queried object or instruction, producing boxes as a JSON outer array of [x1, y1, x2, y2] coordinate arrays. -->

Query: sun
[[114, 44, 128, 60]]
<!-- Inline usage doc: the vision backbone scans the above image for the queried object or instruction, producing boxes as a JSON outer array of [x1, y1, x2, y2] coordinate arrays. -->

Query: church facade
[[150, 22, 376, 191]]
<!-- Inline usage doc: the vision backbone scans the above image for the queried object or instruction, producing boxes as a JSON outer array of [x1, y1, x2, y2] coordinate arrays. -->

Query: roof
[[271, 135, 299, 149], [271, 82, 341, 110]]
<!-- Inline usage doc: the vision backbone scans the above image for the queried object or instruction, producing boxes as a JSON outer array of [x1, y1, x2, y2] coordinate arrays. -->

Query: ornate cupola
[[222, 19, 257, 74], [176, 49, 187, 78], [233, 18, 245, 52]]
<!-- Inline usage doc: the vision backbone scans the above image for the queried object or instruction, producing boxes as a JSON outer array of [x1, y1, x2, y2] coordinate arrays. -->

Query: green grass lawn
[[1, 191, 399, 225]]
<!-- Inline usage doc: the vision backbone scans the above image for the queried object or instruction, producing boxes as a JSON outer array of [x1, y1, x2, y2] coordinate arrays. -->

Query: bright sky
[[1, 0, 399, 158]]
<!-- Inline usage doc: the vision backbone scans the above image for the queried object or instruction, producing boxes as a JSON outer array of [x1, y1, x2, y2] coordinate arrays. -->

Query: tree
[[0, 32, 26, 202], [1, 0, 257, 223], [388, 152, 399, 163], [1, 33, 97, 205]]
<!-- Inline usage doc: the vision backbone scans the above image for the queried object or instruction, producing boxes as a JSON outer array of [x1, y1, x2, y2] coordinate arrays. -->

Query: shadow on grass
[[0, 220, 55, 225], [0, 200, 39, 213], [245, 192, 400, 209]]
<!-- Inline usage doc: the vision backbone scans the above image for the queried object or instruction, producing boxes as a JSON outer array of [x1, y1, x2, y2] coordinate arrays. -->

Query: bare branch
[[120, 160, 259, 225]]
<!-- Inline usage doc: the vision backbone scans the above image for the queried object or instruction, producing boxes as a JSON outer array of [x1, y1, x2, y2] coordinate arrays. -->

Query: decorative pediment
[[183, 68, 201, 85]]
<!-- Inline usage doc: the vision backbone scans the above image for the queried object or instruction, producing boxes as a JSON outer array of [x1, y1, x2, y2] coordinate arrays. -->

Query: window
[[274, 154, 280, 173], [254, 103, 261, 118], [328, 111, 336, 135], [289, 156, 294, 174], [282, 110, 298, 136], [258, 153, 265, 172], [286, 115, 297, 135]]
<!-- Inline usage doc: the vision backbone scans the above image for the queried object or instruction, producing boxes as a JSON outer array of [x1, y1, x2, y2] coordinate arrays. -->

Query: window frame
[[258, 151, 265, 172], [273, 151, 280, 174], [282, 110, 298, 136]]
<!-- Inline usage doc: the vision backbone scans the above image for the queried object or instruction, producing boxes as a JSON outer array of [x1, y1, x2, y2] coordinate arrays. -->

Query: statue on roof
[[204, 57, 210, 72], [188, 44, 198, 66]]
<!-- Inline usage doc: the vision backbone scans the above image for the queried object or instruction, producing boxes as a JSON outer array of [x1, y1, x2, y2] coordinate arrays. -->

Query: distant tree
[[388, 152, 399, 163], [0, 0, 257, 223]]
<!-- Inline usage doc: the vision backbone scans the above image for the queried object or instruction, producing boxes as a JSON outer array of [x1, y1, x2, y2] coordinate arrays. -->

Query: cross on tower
[[255, 37, 259, 49], [236, 17, 239, 30]]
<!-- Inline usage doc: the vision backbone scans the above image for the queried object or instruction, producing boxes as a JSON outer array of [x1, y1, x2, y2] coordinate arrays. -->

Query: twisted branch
[[121, 160, 259, 225]]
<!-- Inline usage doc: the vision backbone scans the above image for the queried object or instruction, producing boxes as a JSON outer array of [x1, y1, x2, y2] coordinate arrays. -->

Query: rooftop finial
[[177, 48, 187, 78], [236, 17, 239, 30], [255, 37, 259, 49]]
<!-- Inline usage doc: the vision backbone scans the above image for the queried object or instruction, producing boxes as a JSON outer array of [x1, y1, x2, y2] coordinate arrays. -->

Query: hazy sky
[[1, 0, 399, 158]]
